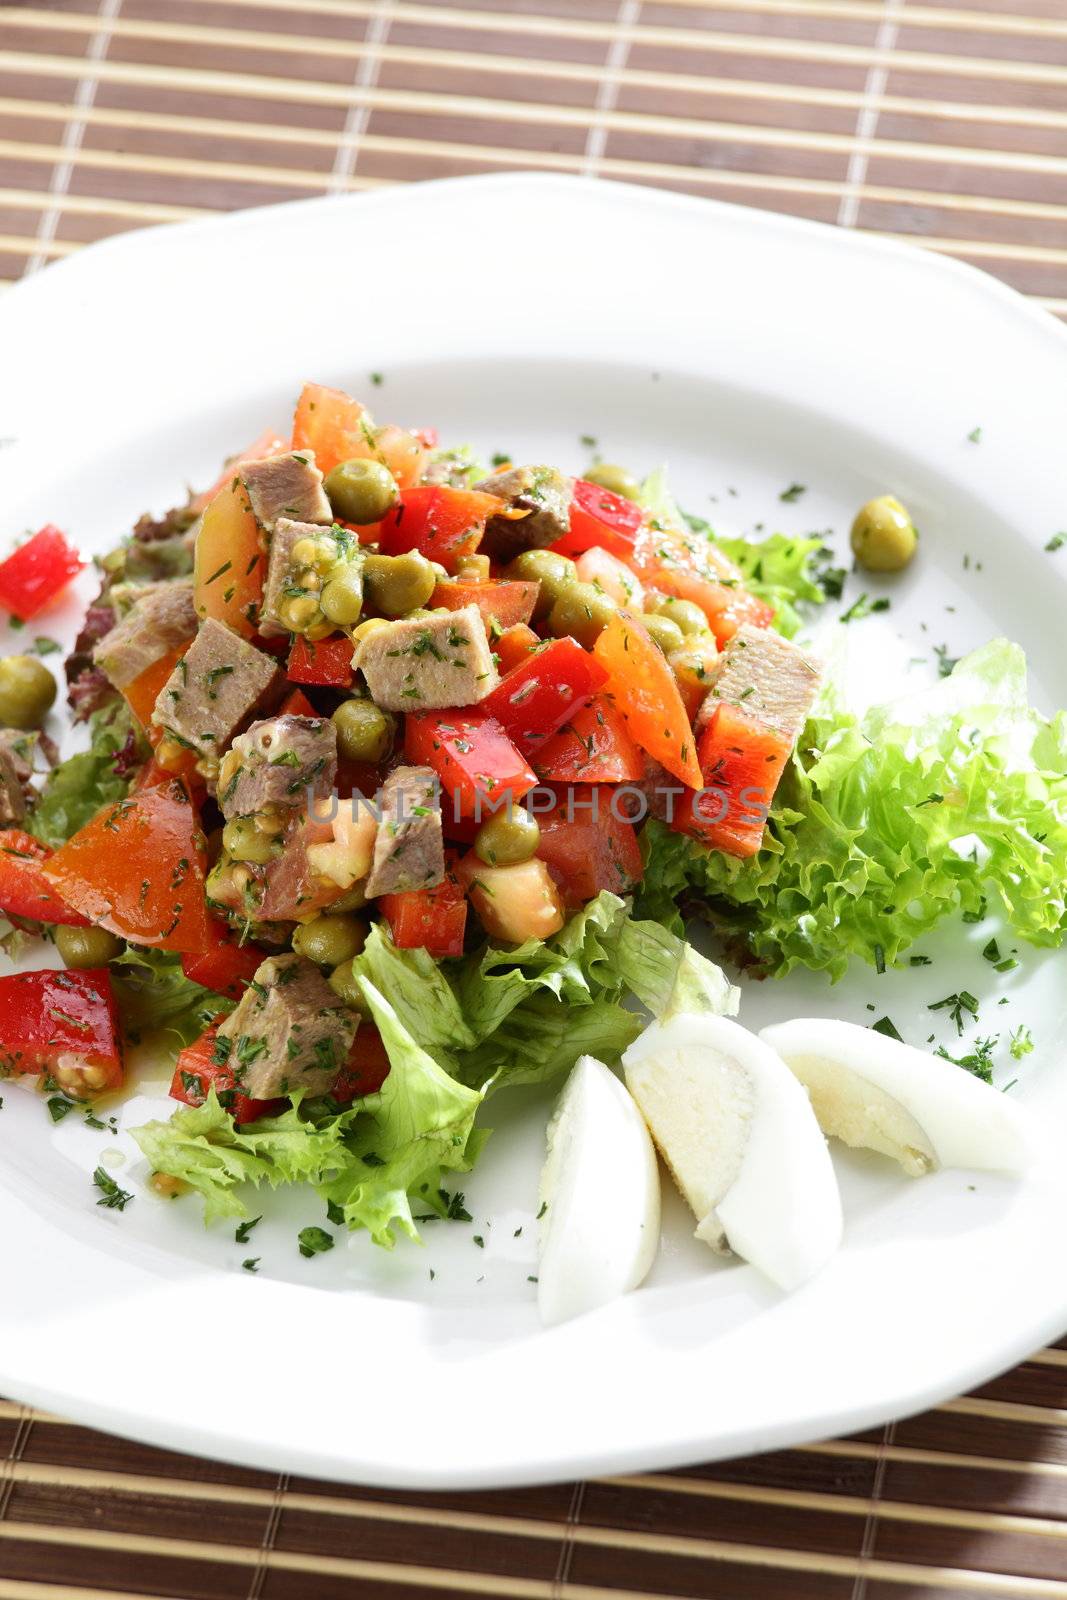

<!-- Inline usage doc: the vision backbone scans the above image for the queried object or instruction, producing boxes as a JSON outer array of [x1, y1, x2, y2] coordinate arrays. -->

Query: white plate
[[0, 174, 1065, 1489]]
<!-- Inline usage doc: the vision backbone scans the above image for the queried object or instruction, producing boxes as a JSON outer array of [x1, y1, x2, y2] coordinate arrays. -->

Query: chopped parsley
[[779, 483, 806, 503], [93, 1166, 133, 1211], [1046, 533, 1065, 554], [235, 1215, 262, 1243], [967, 426, 982, 444], [929, 990, 979, 1036], [297, 1226, 334, 1258], [871, 1016, 903, 1041]]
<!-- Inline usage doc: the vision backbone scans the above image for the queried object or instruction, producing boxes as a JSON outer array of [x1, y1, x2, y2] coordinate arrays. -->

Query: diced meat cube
[[473, 465, 573, 562], [219, 714, 337, 820], [365, 765, 444, 898], [260, 517, 314, 637], [259, 518, 363, 640], [240, 451, 332, 532], [0, 746, 26, 825], [355, 604, 498, 712], [152, 617, 283, 758], [92, 580, 197, 690], [697, 623, 821, 742], [215, 953, 358, 1100]]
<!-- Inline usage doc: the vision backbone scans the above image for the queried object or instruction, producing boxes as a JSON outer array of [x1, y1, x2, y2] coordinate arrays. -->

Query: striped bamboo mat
[[3, 1, 1067, 1596]]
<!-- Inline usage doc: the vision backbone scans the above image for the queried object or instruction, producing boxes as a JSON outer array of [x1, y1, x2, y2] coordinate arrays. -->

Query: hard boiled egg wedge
[[760, 1017, 1029, 1177], [623, 1015, 842, 1293], [538, 1054, 661, 1327]]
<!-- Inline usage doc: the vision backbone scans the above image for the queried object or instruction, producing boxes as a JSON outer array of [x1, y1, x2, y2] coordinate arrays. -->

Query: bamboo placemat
[[2, 0, 1067, 1595]]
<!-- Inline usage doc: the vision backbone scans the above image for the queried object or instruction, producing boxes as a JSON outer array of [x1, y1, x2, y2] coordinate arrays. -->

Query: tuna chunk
[[698, 624, 821, 742], [355, 605, 497, 712], [152, 617, 283, 758], [259, 518, 362, 639], [215, 953, 358, 1100], [240, 451, 332, 532], [219, 714, 337, 820], [0, 746, 26, 824], [474, 465, 572, 562], [93, 580, 197, 691], [365, 765, 444, 898]]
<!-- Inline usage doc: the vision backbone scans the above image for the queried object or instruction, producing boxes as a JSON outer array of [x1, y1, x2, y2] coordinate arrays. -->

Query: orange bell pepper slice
[[593, 610, 702, 790]]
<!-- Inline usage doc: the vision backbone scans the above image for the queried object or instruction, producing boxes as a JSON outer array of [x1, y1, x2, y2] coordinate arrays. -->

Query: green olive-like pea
[[505, 549, 578, 621], [643, 613, 686, 655], [362, 551, 436, 617], [0, 655, 56, 730], [54, 924, 123, 969], [319, 567, 364, 626], [547, 581, 618, 650], [648, 594, 708, 637], [474, 807, 541, 866], [850, 495, 918, 574], [328, 956, 371, 1013], [331, 697, 395, 764], [293, 911, 368, 968], [327, 882, 368, 914], [582, 462, 641, 502], [222, 816, 278, 865], [324, 457, 399, 525]]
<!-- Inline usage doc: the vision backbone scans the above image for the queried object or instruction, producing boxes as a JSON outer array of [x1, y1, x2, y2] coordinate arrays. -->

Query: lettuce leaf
[[30, 700, 141, 847], [616, 918, 739, 1020], [654, 637, 1067, 979], [110, 947, 233, 1047], [131, 1091, 357, 1226]]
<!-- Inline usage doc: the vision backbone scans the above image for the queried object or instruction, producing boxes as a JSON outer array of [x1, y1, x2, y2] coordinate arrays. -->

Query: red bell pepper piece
[[381, 863, 467, 959], [533, 695, 645, 784], [279, 686, 317, 718], [494, 623, 541, 674], [44, 775, 213, 954], [673, 701, 793, 859], [181, 923, 263, 1000], [288, 633, 354, 688], [430, 579, 539, 632], [534, 785, 644, 907], [405, 711, 537, 821], [593, 611, 703, 790], [478, 636, 609, 756], [0, 526, 85, 620], [170, 1019, 281, 1124], [0, 968, 122, 1096], [0, 829, 88, 927], [377, 487, 503, 572], [551, 480, 644, 562], [330, 1022, 392, 1103]]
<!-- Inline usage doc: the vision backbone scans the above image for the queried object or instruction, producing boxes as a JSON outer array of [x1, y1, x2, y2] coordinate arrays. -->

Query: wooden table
[[2, 2, 1066, 1595]]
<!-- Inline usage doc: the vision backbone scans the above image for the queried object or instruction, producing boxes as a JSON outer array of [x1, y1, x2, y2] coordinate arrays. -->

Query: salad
[[0, 379, 1064, 1298]]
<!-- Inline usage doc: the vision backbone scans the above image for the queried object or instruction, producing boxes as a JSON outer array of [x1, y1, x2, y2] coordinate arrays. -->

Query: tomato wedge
[[123, 644, 189, 729], [592, 611, 702, 789], [381, 865, 467, 960], [534, 785, 644, 906], [0, 968, 122, 1097], [405, 711, 537, 820], [170, 1019, 281, 1124], [193, 475, 265, 640], [494, 623, 541, 674], [0, 830, 88, 927], [629, 521, 773, 646], [44, 776, 212, 954], [673, 701, 793, 858], [0, 526, 84, 621], [292, 381, 425, 486], [377, 487, 503, 572], [533, 695, 645, 784], [551, 480, 644, 562], [430, 579, 539, 631]]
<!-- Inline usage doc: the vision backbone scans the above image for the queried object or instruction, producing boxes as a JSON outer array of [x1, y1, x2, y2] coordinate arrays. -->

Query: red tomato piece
[[533, 695, 645, 784], [123, 644, 189, 729], [592, 611, 703, 790], [0, 526, 85, 621], [381, 865, 467, 959], [279, 686, 317, 718], [170, 1019, 281, 1125], [377, 487, 503, 572], [494, 623, 541, 674], [292, 382, 425, 487], [288, 633, 354, 688], [0, 968, 122, 1094], [534, 785, 644, 906], [413, 427, 439, 450], [0, 829, 88, 927], [44, 776, 212, 954], [478, 637, 609, 756], [551, 480, 644, 562], [430, 579, 539, 631], [330, 1022, 392, 1103], [672, 701, 793, 858], [628, 521, 774, 647], [181, 923, 263, 1000], [405, 711, 537, 821]]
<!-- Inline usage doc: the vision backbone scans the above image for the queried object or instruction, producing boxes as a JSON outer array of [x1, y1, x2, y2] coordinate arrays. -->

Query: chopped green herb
[[235, 1215, 262, 1243], [47, 1095, 76, 1123], [779, 483, 806, 503], [242, 1257, 260, 1272], [297, 1226, 334, 1258], [929, 991, 979, 1036], [93, 1166, 133, 1211], [871, 1016, 903, 1041]]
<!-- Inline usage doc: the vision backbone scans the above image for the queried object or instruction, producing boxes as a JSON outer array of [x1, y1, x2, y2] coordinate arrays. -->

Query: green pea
[[0, 655, 56, 730], [54, 925, 123, 969], [648, 594, 708, 637], [474, 807, 540, 866], [643, 614, 686, 654], [324, 458, 399, 525], [221, 816, 277, 865], [331, 698, 395, 763], [320, 566, 364, 626], [293, 912, 368, 968], [329, 957, 371, 1013], [850, 495, 918, 573], [363, 551, 436, 617], [547, 581, 617, 650], [506, 549, 578, 621], [582, 462, 641, 501]]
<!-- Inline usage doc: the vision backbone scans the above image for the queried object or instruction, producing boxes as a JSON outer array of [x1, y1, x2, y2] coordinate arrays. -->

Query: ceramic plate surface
[[1, 175, 1065, 1488]]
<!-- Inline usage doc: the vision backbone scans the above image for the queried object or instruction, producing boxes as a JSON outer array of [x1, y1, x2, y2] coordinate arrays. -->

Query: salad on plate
[[0, 379, 1063, 1322]]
